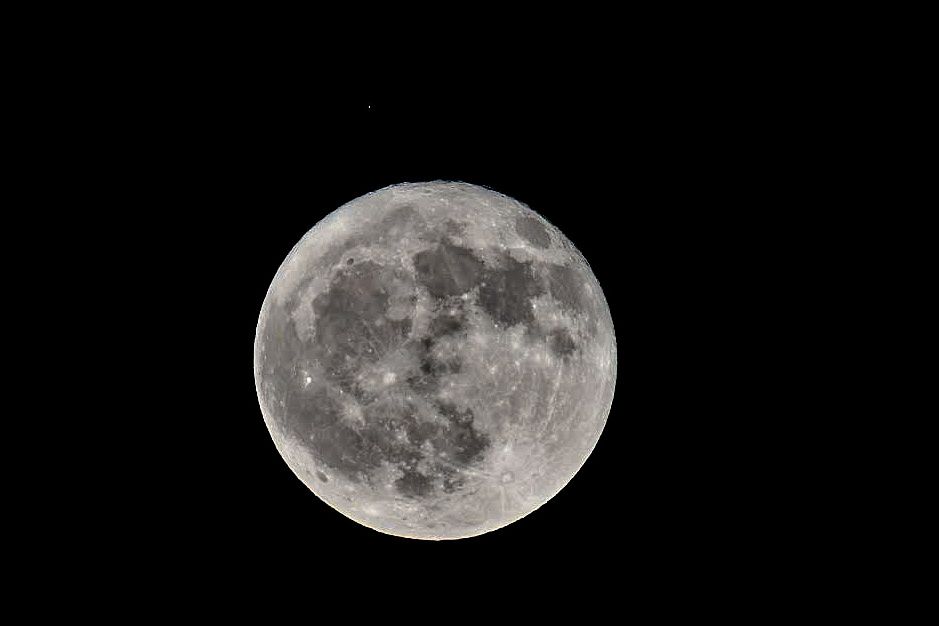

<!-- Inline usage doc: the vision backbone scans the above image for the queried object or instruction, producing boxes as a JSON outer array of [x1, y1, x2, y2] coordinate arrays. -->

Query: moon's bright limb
[[255, 182, 616, 539]]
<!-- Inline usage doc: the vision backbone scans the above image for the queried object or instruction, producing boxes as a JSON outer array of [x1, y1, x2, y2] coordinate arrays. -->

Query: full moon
[[254, 182, 616, 539]]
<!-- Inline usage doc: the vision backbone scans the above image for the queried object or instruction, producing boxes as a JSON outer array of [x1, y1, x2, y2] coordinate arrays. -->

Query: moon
[[254, 181, 616, 539]]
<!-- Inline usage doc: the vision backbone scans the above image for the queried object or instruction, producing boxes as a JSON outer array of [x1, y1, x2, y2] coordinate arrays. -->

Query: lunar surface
[[254, 181, 616, 539]]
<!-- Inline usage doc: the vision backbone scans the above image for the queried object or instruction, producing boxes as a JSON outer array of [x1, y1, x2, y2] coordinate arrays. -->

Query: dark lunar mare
[[548, 327, 577, 358], [263, 250, 495, 498], [311, 260, 412, 381], [413, 243, 484, 298], [412, 241, 546, 330], [515, 215, 550, 248], [409, 240, 589, 360], [477, 255, 544, 328], [546, 263, 587, 315]]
